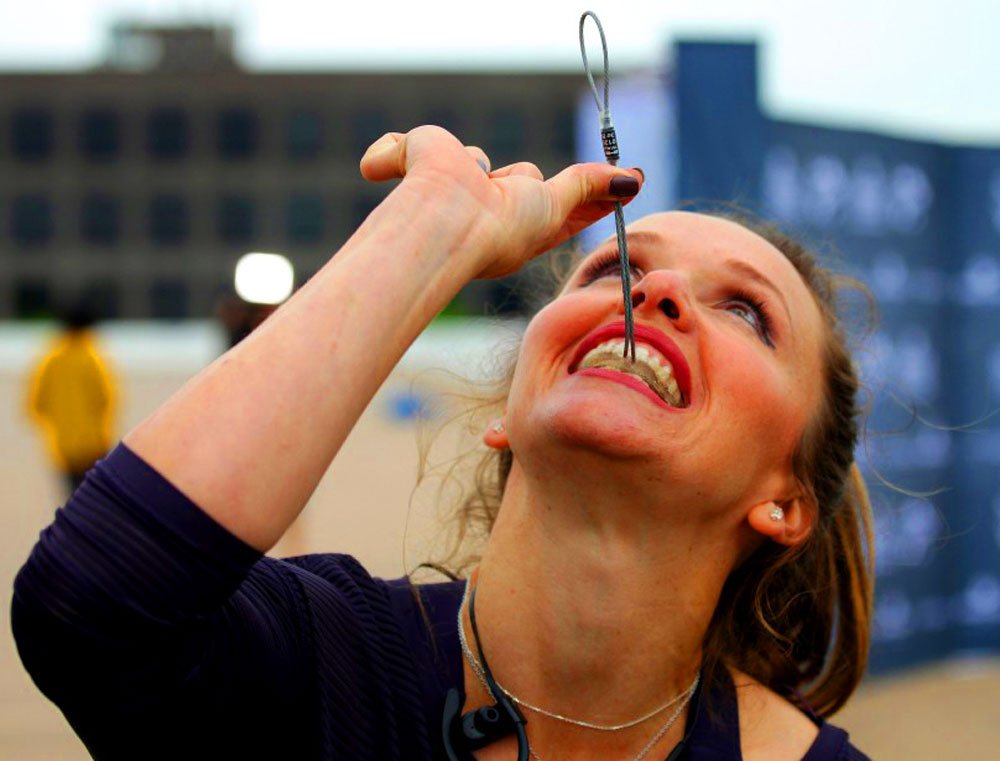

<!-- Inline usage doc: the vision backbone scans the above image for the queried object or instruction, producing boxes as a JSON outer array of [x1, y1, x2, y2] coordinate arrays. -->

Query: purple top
[[12, 444, 869, 760]]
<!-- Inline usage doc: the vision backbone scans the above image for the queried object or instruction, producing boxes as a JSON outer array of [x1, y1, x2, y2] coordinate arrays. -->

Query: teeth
[[577, 339, 685, 407]]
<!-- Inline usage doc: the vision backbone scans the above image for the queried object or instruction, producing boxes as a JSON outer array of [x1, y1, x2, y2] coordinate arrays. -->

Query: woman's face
[[504, 211, 826, 518]]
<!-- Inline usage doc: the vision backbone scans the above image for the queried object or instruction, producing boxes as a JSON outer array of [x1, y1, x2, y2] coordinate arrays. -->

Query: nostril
[[631, 292, 646, 308], [659, 298, 680, 320]]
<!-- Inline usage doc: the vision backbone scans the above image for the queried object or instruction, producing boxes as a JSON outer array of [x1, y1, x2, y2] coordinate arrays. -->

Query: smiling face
[[503, 211, 827, 520]]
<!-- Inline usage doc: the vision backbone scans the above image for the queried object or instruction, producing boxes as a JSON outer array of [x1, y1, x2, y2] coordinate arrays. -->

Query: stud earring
[[769, 506, 784, 522], [491, 421, 505, 435]]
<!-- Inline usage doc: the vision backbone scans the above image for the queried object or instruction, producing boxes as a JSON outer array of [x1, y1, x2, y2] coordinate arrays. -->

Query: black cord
[[468, 585, 530, 761], [579, 10, 635, 362]]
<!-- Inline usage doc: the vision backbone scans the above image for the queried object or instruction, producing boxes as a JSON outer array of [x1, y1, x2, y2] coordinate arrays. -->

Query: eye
[[578, 251, 643, 286], [719, 290, 775, 348]]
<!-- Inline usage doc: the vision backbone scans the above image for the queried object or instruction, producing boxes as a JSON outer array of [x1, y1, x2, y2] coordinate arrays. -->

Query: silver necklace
[[456, 580, 700, 759], [532, 682, 696, 761]]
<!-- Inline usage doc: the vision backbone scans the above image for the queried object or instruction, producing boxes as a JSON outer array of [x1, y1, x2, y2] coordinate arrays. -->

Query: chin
[[519, 390, 655, 460]]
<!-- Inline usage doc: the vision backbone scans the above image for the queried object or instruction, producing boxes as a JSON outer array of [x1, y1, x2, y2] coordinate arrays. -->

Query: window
[[78, 108, 120, 161], [350, 109, 389, 160], [286, 192, 324, 243], [149, 194, 189, 245], [11, 195, 53, 246], [286, 110, 323, 159], [217, 195, 255, 244], [80, 194, 120, 245], [147, 108, 189, 160], [550, 106, 576, 159], [218, 107, 258, 159], [487, 108, 525, 166], [81, 280, 121, 319], [352, 194, 381, 230], [486, 278, 526, 316], [149, 279, 189, 319], [12, 108, 53, 161], [14, 280, 51, 318], [422, 107, 462, 138]]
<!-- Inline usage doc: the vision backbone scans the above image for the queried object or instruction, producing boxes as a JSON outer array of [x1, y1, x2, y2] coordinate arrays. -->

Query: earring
[[769, 506, 784, 522], [491, 421, 505, 435]]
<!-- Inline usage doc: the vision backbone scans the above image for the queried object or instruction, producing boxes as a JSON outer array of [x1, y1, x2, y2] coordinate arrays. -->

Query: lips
[[568, 321, 693, 406]]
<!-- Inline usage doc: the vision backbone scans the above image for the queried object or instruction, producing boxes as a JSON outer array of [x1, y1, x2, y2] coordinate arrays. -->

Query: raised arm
[[124, 126, 642, 551]]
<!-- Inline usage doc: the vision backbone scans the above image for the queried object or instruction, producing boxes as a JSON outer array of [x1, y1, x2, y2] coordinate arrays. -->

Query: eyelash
[[578, 253, 776, 348], [578, 251, 641, 286], [723, 289, 775, 348]]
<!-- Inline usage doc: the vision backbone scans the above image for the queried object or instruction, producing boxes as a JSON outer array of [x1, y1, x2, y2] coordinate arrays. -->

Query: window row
[[3, 192, 385, 247], [4, 105, 575, 165], [14, 278, 198, 320], [7, 107, 321, 162]]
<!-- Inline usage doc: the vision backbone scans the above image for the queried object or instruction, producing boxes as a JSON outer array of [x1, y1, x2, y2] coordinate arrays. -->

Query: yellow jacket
[[26, 330, 117, 473]]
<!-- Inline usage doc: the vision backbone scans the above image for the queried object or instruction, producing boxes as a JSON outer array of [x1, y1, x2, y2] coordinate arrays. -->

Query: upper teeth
[[577, 339, 685, 407]]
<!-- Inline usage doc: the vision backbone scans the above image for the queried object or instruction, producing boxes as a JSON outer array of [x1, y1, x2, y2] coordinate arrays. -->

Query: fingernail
[[364, 134, 397, 159], [609, 176, 640, 197], [630, 167, 645, 183], [476, 158, 490, 174]]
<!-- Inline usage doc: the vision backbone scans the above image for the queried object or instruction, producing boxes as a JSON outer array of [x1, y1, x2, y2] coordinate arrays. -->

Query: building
[[0, 23, 580, 320]]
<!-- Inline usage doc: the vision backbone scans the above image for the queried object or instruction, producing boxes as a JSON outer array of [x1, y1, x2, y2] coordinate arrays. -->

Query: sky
[[1, 0, 998, 144]]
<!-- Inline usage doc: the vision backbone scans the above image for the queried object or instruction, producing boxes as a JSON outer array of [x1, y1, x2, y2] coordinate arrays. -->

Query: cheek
[[510, 294, 608, 383], [524, 293, 605, 344], [705, 342, 808, 456], [505, 300, 579, 418]]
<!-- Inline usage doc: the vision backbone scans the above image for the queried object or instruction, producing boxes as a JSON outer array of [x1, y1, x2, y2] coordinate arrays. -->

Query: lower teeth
[[594, 365, 673, 405]]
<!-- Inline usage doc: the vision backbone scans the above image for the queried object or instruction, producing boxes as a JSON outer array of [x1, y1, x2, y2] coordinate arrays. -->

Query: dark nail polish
[[609, 176, 640, 197], [630, 167, 645, 183]]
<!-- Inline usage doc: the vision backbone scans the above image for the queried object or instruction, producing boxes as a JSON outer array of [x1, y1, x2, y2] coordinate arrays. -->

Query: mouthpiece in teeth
[[577, 339, 685, 407]]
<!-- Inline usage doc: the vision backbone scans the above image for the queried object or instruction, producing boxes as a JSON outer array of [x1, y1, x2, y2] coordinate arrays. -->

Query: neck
[[469, 460, 740, 729]]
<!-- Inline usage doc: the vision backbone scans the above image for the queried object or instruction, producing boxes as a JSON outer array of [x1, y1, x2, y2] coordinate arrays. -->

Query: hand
[[359, 125, 643, 279]]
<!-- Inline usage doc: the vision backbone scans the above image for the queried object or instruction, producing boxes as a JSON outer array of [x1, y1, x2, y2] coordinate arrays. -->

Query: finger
[[359, 132, 407, 182], [546, 164, 643, 218], [464, 146, 491, 174], [489, 161, 544, 181]]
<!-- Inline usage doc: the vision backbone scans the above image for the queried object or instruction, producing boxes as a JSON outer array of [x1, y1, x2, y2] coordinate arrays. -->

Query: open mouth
[[568, 323, 691, 409]]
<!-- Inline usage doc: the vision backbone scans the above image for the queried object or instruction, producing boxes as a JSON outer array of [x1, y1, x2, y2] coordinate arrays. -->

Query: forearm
[[125, 178, 478, 550], [123, 120, 642, 551]]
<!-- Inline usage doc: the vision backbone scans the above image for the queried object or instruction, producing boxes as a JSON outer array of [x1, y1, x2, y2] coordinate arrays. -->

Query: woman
[[13, 126, 871, 760]]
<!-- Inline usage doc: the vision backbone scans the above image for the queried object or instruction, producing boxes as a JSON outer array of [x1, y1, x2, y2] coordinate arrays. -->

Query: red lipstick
[[568, 320, 692, 405]]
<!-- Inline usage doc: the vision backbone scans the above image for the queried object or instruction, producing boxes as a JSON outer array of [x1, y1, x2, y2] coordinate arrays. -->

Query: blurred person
[[215, 293, 279, 348], [13, 127, 871, 760], [25, 303, 117, 495]]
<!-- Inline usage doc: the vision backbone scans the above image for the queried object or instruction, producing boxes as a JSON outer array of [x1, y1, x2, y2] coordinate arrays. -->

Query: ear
[[747, 495, 815, 548], [483, 418, 509, 450]]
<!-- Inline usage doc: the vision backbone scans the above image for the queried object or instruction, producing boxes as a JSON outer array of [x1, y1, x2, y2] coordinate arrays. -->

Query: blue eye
[[727, 302, 759, 327], [721, 291, 775, 348]]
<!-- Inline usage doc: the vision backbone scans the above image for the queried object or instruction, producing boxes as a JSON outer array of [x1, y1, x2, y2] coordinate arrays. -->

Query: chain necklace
[[532, 685, 696, 761], [456, 579, 700, 760]]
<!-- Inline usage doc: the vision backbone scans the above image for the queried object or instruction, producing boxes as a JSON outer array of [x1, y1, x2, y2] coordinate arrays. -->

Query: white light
[[234, 252, 295, 305]]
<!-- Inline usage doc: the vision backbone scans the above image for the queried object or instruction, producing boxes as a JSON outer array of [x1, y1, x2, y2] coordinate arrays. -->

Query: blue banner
[[649, 41, 997, 673]]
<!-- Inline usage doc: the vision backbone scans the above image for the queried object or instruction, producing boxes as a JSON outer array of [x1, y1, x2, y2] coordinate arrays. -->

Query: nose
[[627, 269, 694, 332]]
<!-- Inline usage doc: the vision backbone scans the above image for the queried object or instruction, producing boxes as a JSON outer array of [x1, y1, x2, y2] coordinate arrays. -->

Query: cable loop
[[578, 11, 634, 361], [579, 11, 619, 165], [579, 11, 611, 118]]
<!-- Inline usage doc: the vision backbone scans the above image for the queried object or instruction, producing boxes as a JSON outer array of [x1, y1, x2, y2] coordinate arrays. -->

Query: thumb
[[359, 132, 407, 182]]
